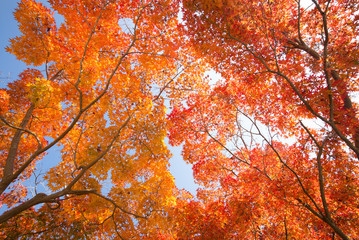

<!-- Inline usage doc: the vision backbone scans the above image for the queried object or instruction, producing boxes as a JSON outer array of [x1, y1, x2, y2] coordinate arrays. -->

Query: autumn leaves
[[1, 0, 359, 239]]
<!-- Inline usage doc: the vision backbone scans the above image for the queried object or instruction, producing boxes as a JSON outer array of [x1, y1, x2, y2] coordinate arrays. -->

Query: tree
[[2, 0, 359, 239], [0, 0, 202, 238], [168, 0, 359, 239]]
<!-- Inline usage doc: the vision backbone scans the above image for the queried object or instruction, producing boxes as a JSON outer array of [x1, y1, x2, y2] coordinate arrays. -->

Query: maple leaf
[[0, 0, 198, 238], [167, 0, 359, 239]]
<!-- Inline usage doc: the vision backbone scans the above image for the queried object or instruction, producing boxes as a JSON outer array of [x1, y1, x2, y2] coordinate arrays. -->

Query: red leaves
[[2, 0, 359, 238], [167, 0, 359, 238]]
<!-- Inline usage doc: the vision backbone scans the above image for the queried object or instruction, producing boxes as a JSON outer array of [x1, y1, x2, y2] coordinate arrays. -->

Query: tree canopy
[[1, 0, 359, 239]]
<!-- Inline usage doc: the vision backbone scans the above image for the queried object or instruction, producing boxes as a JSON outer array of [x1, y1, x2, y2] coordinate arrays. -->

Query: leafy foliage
[[167, 0, 359, 239], [0, 0, 200, 238], [1, 0, 359, 239]]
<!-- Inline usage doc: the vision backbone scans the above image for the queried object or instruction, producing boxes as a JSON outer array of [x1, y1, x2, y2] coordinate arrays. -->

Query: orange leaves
[[7, 0, 56, 66], [3, 0, 359, 238], [0, 185, 28, 209], [167, 0, 359, 238], [6, 69, 42, 107], [1, 0, 192, 238], [0, 90, 9, 115]]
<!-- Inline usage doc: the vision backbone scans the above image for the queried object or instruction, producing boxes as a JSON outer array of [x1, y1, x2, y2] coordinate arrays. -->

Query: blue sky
[[0, 1, 29, 86], [0, 0, 198, 197]]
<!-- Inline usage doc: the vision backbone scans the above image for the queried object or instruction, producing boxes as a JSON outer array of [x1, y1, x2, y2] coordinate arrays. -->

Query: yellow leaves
[[3, 0, 194, 238], [26, 78, 54, 107]]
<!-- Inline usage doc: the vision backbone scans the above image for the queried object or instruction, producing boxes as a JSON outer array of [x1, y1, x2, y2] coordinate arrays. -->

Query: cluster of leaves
[[167, 0, 359, 239], [1, 0, 359, 239], [0, 0, 202, 238]]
